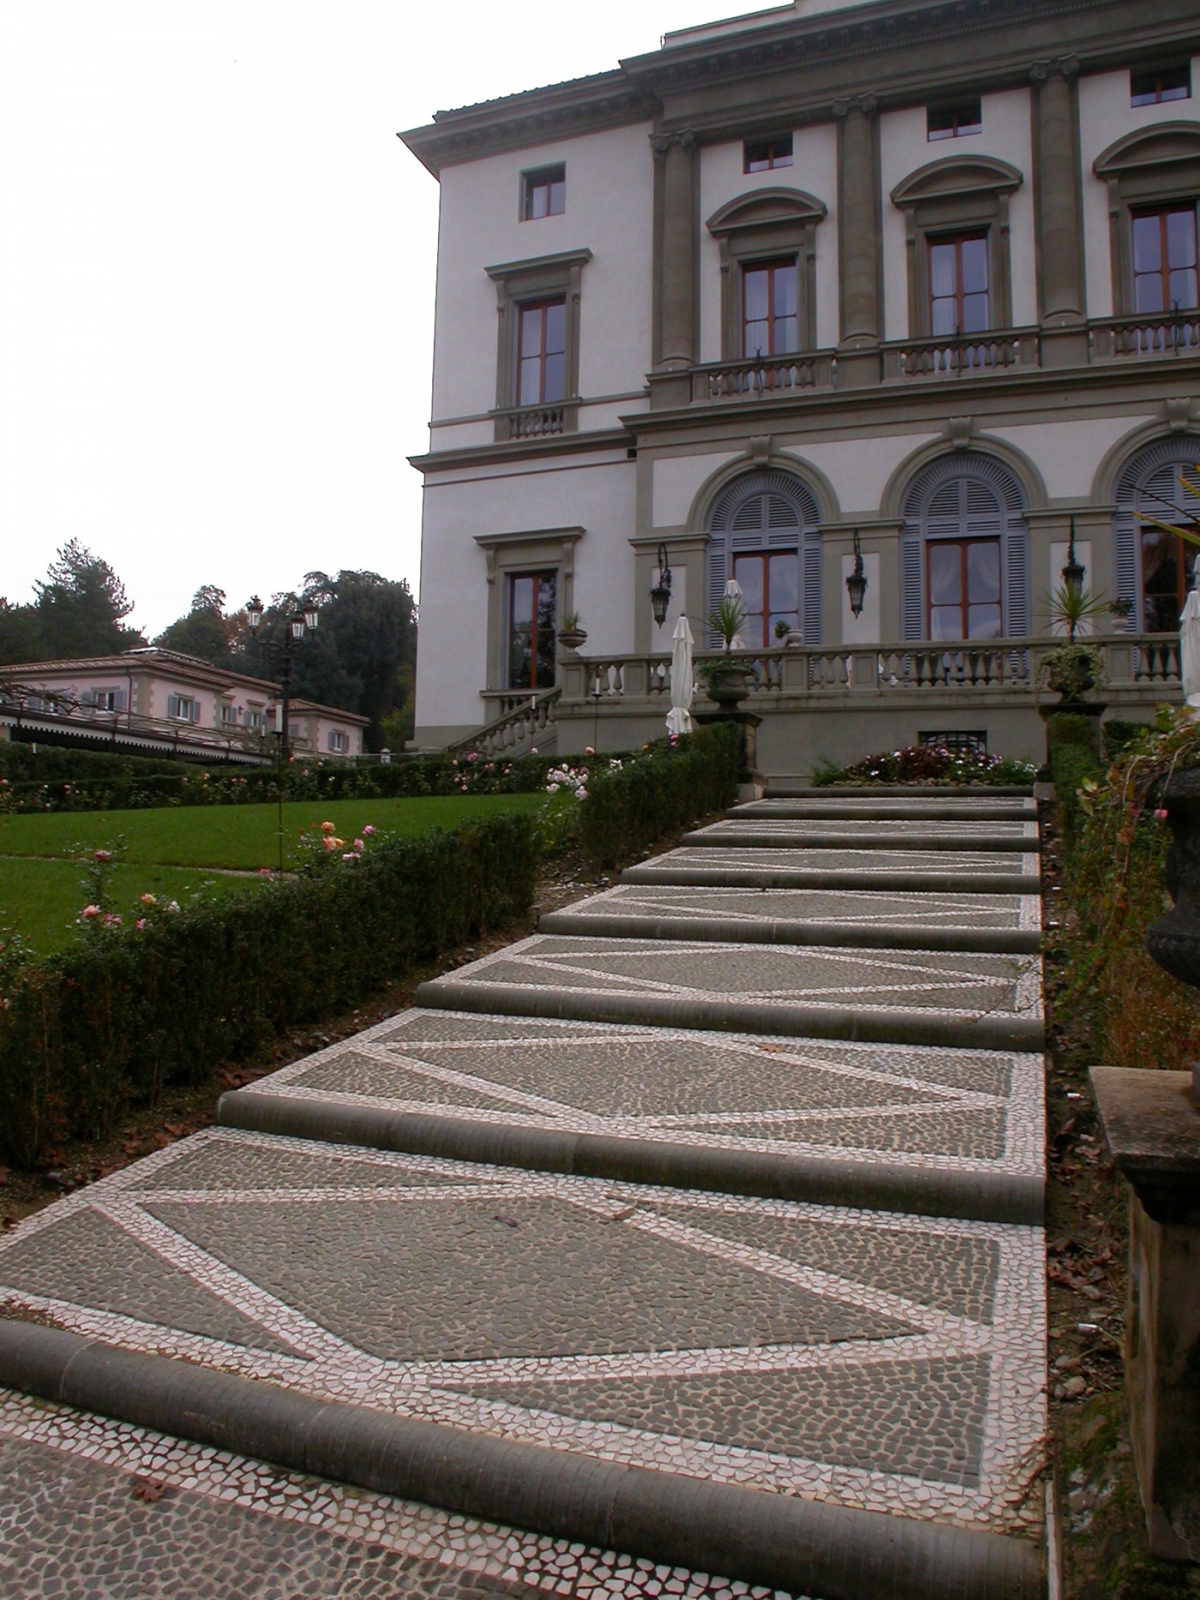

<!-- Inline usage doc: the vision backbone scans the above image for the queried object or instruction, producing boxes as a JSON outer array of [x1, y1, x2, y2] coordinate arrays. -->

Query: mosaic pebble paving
[[0, 792, 1047, 1585], [546, 882, 1041, 931], [689, 819, 1037, 842], [246, 1010, 1043, 1176], [0, 1127, 1046, 1536], [422, 935, 1043, 1025], [632, 847, 1039, 877]]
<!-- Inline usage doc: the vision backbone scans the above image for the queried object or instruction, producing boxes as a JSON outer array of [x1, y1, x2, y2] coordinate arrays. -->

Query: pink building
[[0, 649, 367, 763]]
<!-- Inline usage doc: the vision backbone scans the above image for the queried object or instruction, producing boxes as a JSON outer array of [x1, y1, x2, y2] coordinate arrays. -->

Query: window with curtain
[[742, 260, 799, 358], [928, 233, 990, 335], [517, 300, 566, 406], [926, 538, 1003, 640]]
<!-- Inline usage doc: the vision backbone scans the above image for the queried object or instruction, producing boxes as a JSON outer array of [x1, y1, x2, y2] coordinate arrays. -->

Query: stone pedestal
[[1091, 1065, 1200, 1562], [695, 708, 764, 800]]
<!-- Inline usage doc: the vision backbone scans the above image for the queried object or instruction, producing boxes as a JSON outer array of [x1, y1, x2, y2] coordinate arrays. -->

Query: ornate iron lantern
[[650, 542, 673, 628], [845, 529, 868, 619]]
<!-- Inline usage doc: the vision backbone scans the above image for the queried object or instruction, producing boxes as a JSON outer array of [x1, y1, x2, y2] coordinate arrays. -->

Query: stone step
[[622, 846, 1039, 896], [0, 1126, 1046, 1600], [540, 882, 1041, 955], [683, 826, 1035, 853], [735, 799, 1037, 821], [415, 934, 1044, 1053], [765, 785, 1036, 799]]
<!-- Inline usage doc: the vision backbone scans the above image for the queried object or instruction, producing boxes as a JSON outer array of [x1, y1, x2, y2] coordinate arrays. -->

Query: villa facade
[[0, 650, 368, 763], [403, 0, 1200, 774]]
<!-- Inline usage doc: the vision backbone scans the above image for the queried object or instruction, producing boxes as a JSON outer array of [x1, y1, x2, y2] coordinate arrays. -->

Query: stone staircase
[[0, 785, 1048, 1600]]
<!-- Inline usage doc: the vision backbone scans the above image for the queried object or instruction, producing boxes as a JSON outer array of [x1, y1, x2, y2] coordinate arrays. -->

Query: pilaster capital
[[650, 129, 696, 157], [831, 93, 877, 120], [1030, 56, 1079, 84]]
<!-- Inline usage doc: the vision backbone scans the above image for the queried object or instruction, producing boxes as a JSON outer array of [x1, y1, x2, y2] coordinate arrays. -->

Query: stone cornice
[[408, 428, 633, 475], [399, 0, 1200, 176]]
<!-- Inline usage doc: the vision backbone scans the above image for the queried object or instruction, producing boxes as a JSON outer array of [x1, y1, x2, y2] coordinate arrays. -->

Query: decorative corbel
[[1167, 398, 1197, 435], [750, 436, 773, 466], [945, 417, 975, 451]]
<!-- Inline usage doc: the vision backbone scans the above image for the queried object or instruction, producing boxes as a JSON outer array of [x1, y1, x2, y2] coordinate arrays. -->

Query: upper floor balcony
[[650, 308, 1200, 411]]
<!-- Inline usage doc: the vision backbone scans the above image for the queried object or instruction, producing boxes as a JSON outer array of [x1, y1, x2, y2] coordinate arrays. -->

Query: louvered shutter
[[803, 528, 822, 644], [113, 690, 127, 711], [901, 530, 923, 639]]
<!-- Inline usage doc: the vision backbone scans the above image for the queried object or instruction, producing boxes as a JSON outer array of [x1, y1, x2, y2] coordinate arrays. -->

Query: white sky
[[0, 0, 754, 637]]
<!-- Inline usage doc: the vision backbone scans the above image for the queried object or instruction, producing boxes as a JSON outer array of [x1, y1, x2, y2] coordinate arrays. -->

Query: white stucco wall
[[879, 88, 1036, 342], [985, 416, 1156, 501], [431, 122, 654, 427], [698, 122, 839, 360], [1078, 62, 1200, 320], [414, 456, 636, 732], [782, 433, 941, 516]]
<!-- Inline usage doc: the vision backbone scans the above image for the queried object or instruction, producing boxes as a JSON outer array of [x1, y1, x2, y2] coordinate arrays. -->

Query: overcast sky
[[0, 0, 753, 637]]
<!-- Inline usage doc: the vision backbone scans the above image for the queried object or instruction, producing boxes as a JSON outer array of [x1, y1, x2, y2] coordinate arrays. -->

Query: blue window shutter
[[803, 529, 822, 644], [902, 529, 922, 640], [114, 689, 127, 711], [1005, 522, 1029, 638], [706, 537, 726, 645]]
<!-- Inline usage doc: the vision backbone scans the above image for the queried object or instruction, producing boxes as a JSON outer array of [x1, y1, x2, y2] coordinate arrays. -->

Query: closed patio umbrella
[[666, 614, 694, 736], [723, 578, 748, 651], [1182, 587, 1200, 708]]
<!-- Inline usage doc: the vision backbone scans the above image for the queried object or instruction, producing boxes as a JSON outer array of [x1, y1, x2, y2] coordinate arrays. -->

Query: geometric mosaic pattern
[[688, 818, 1039, 845], [628, 846, 1041, 879], [243, 1010, 1044, 1177], [0, 1128, 1046, 1537]]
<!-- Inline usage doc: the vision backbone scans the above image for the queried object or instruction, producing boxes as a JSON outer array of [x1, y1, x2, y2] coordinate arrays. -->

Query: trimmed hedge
[[0, 741, 559, 813], [0, 812, 539, 1165], [1046, 713, 1103, 848], [578, 724, 741, 869]]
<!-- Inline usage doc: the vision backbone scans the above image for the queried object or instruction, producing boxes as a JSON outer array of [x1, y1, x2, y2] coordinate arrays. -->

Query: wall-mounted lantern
[[1061, 515, 1086, 604], [845, 529, 868, 619], [650, 542, 673, 628]]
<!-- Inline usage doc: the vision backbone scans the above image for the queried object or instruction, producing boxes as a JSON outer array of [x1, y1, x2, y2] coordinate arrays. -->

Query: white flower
[[546, 782, 560, 793], [575, 786, 588, 799]]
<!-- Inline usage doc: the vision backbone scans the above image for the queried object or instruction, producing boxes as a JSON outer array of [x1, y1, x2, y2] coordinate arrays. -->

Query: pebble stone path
[[0, 784, 1047, 1599]]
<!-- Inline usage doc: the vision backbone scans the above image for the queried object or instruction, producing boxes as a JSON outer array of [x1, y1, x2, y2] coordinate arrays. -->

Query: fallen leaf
[[604, 1206, 637, 1223], [132, 1477, 166, 1502], [492, 1214, 519, 1229]]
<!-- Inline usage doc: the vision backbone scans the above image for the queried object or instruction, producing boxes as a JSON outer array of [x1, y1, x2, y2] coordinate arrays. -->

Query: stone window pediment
[[706, 187, 828, 359], [1094, 123, 1200, 316], [890, 156, 1023, 337], [485, 248, 591, 441]]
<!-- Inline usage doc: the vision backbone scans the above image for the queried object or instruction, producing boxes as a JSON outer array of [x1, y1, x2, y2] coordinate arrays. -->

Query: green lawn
[[0, 792, 546, 955]]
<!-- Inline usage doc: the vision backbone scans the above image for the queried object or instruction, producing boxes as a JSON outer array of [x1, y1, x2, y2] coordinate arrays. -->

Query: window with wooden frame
[[742, 259, 799, 358], [1131, 64, 1191, 108], [928, 232, 991, 335], [507, 572, 557, 690], [732, 550, 800, 646], [516, 299, 566, 406], [522, 164, 565, 220], [1131, 203, 1200, 313], [744, 135, 793, 173], [926, 537, 1003, 640], [1140, 524, 1197, 632], [927, 100, 982, 141]]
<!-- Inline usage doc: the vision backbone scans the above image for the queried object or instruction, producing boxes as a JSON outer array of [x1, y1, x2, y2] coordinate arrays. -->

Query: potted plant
[[1039, 640, 1105, 706], [700, 595, 751, 708], [556, 611, 587, 652]]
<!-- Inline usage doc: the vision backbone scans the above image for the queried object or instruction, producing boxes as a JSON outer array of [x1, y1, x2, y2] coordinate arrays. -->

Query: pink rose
[[135, 918, 147, 930], [362, 825, 376, 835], [93, 849, 112, 863], [78, 904, 101, 920]]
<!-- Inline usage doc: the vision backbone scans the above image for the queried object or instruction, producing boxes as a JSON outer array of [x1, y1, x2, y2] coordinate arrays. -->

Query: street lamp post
[[246, 596, 319, 767]]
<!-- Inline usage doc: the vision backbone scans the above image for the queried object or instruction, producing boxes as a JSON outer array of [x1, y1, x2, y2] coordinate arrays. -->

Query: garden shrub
[[0, 811, 539, 1164], [1101, 719, 1150, 763], [578, 724, 741, 870], [1046, 714, 1104, 848], [812, 744, 1036, 787], [1056, 706, 1200, 1074]]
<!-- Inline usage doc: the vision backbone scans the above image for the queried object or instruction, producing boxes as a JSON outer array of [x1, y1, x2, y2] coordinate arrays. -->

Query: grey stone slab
[[0, 1209, 296, 1354], [687, 821, 1035, 851], [563, 884, 1037, 932], [642, 846, 1037, 876], [139, 1137, 463, 1191], [418, 936, 1041, 1031], [0, 1428, 538, 1600], [734, 800, 1036, 820], [147, 1194, 913, 1362], [453, 1355, 992, 1486]]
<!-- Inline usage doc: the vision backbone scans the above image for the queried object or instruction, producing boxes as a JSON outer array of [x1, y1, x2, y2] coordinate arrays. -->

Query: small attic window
[[744, 135, 793, 173], [1131, 64, 1191, 107], [522, 165, 565, 220], [927, 100, 983, 141]]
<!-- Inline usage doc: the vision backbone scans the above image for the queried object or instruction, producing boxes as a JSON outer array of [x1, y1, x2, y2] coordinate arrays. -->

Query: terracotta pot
[[1145, 768, 1200, 991]]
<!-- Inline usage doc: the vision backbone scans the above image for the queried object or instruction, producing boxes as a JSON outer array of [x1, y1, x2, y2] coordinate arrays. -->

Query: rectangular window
[[927, 100, 983, 141], [508, 571, 557, 690], [929, 232, 991, 335], [167, 695, 200, 723], [1132, 205, 1199, 313], [517, 298, 566, 406], [248, 708, 266, 731], [744, 135, 793, 173], [919, 731, 988, 754], [742, 260, 799, 358], [1141, 525, 1197, 632], [927, 538, 1002, 640], [522, 164, 565, 220], [84, 688, 124, 711], [1131, 64, 1191, 107], [220, 703, 239, 725], [732, 551, 800, 646], [327, 729, 350, 753]]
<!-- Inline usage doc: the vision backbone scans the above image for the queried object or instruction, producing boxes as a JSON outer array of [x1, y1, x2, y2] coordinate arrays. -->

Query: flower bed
[[813, 744, 1036, 787]]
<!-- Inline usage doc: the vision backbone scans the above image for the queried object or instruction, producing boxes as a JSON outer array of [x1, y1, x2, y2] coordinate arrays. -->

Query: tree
[[233, 570, 417, 749], [34, 540, 145, 659], [0, 541, 144, 664], [153, 585, 231, 665]]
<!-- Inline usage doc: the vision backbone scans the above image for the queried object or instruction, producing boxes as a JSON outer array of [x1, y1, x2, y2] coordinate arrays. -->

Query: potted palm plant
[[556, 611, 588, 652], [700, 594, 750, 708]]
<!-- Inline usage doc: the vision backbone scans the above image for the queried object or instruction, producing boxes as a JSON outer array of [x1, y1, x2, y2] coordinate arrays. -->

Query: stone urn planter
[[557, 627, 588, 652], [1144, 767, 1200, 989], [702, 661, 751, 710]]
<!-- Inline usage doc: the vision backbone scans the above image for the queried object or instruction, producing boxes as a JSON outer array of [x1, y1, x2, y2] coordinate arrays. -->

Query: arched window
[[900, 455, 1029, 641], [706, 470, 822, 646], [1113, 436, 1200, 633]]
